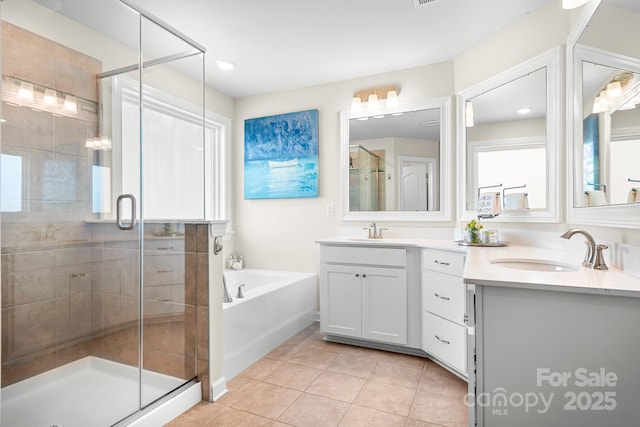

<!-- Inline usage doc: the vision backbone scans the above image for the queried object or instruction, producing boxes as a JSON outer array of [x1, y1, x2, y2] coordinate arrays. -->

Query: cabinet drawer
[[322, 246, 406, 267], [422, 271, 465, 325], [422, 311, 467, 373], [422, 250, 464, 276]]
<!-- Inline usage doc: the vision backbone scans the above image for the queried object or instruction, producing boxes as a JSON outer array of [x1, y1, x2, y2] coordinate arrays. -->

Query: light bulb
[[465, 101, 474, 127], [18, 82, 34, 101], [386, 90, 399, 108], [351, 96, 362, 114], [367, 92, 379, 112], [43, 88, 58, 106], [63, 95, 77, 113], [606, 81, 622, 99]]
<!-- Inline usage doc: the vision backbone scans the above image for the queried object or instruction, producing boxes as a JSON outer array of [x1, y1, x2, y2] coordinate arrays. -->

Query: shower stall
[[1, 0, 211, 425], [349, 144, 386, 211]]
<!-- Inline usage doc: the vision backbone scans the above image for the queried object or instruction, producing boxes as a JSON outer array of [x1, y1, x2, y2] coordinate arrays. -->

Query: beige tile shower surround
[[167, 323, 468, 427], [1, 22, 211, 399]]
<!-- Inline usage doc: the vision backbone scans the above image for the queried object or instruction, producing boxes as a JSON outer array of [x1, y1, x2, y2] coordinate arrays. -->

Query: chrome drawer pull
[[157, 269, 174, 273], [158, 246, 174, 250], [434, 293, 450, 301], [434, 260, 450, 266], [435, 335, 450, 345]]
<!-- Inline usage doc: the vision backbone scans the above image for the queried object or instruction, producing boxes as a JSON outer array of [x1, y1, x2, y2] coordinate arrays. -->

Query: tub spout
[[223, 275, 233, 303]]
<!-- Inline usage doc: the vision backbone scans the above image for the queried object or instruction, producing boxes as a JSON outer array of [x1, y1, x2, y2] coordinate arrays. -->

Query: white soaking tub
[[222, 268, 317, 379]]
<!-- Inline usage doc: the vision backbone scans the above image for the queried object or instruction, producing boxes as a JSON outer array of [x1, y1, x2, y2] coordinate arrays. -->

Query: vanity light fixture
[[591, 73, 635, 114], [351, 86, 400, 115], [465, 100, 474, 127], [562, 0, 589, 9]]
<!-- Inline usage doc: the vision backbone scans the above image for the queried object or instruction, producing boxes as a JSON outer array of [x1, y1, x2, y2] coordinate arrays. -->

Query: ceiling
[[35, 0, 555, 99]]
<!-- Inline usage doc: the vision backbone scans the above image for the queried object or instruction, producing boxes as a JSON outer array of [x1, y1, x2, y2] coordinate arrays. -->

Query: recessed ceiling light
[[216, 60, 237, 71], [518, 107, 532, 115]]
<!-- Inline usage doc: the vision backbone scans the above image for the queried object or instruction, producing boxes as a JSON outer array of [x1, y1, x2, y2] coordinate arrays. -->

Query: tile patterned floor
[[165, 322, 469, 427]]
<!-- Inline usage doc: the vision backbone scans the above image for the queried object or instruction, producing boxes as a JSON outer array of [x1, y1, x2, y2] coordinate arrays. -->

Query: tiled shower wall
[[1, 21, 100, 385], [1, 22, 210, 398]]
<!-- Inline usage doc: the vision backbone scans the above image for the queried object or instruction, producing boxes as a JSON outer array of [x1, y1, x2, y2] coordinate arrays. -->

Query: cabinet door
[[320, 264, 362, 338], [362, 266, 407, 345]]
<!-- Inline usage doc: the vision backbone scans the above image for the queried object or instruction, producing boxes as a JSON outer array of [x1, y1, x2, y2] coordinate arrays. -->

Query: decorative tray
[[454, 240, 507, 247]]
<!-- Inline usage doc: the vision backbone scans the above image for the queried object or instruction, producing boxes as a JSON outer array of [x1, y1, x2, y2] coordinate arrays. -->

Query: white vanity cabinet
[[421, 249, 467, 376], [320, 245, 408, 345]]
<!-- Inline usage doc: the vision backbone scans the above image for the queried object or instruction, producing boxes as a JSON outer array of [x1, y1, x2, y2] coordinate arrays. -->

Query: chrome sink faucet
[[560, 228, 608, 270]]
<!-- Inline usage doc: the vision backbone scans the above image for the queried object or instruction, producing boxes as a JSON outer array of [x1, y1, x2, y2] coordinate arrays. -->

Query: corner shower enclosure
[[0, 0, 209, 425]]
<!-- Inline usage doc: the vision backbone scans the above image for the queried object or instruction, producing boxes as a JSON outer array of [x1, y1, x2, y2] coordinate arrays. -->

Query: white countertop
[[317, 237, 640, 298]]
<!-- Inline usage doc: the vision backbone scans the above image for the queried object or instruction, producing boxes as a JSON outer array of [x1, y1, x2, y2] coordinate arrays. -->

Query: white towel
[[504, 193, 529, 210], [627, 188, 639, 203], [584, 190, 607, 206], [478, 192, 502, 216]]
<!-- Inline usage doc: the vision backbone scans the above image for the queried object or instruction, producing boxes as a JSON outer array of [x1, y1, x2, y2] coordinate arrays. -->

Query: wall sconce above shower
[[351, 85, 400, 116], [1, 75, 97, 123]]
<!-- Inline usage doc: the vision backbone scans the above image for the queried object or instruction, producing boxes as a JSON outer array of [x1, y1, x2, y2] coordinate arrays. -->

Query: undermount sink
[[490, 258, 579, 272]]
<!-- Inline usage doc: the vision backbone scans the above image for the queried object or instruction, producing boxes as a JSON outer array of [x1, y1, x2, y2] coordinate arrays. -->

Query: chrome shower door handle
[[116, 194, 137, 230]]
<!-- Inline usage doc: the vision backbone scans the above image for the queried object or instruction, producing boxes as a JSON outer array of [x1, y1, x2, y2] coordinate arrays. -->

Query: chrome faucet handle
[[236, 284, 246, 298], [593, 244, 609, 270], [583, 241, 594, 268], [362, 227, 373, 239], [376, 228, 388, 239]]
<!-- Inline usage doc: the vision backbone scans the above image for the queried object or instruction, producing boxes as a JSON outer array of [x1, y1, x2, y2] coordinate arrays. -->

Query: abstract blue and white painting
[[244, 109, 319, 199]]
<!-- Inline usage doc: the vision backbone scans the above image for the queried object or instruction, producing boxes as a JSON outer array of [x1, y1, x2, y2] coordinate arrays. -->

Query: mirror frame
[[567, 0, 640, 228], [341, 97, 452, 221], [457, 47, 562, 223]]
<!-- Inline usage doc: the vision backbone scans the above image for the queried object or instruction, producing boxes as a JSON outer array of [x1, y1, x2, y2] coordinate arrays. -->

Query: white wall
[[232, 62, 454, 274]]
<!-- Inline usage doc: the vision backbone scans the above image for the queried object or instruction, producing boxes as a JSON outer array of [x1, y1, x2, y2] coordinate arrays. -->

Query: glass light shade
[[18, 82, 34, 101], [386, 90, 399, 108], [465, 100, 474, 127], [350, 96, 362, 114], [43, 88, 58, 106], [606, 81, 622, 99], [598, 91, 610, 108], [592, 96, 605, 114], [63, 95, 77, 113], [562, 0, 589, 9], [367, 93, 379, 112]]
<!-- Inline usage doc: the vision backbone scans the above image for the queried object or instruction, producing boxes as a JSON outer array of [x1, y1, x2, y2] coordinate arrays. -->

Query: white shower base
[[1, 356, 200, 427]]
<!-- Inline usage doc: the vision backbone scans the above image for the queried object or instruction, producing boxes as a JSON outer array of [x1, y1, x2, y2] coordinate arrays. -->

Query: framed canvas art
[[244, 109, 319, 199]]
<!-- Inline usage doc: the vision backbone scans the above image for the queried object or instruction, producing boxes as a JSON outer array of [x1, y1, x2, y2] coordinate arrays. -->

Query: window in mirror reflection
[[1, 153, 22, 212], [476, 146, 546, 209], [348, 108, 440, 212], [465, 66, 547, 211]]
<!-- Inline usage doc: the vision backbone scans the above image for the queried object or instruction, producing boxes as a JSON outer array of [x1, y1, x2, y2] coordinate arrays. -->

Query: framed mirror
[[457, 48, 561, 223], [568, 0, 640, 228], [341, 97, 452, 221]]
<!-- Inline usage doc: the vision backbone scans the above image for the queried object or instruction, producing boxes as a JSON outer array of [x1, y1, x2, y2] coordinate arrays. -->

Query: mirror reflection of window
[[1, 153, 23, 212], [465, 67, 547, 211], [476, 147, 546, 209]]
